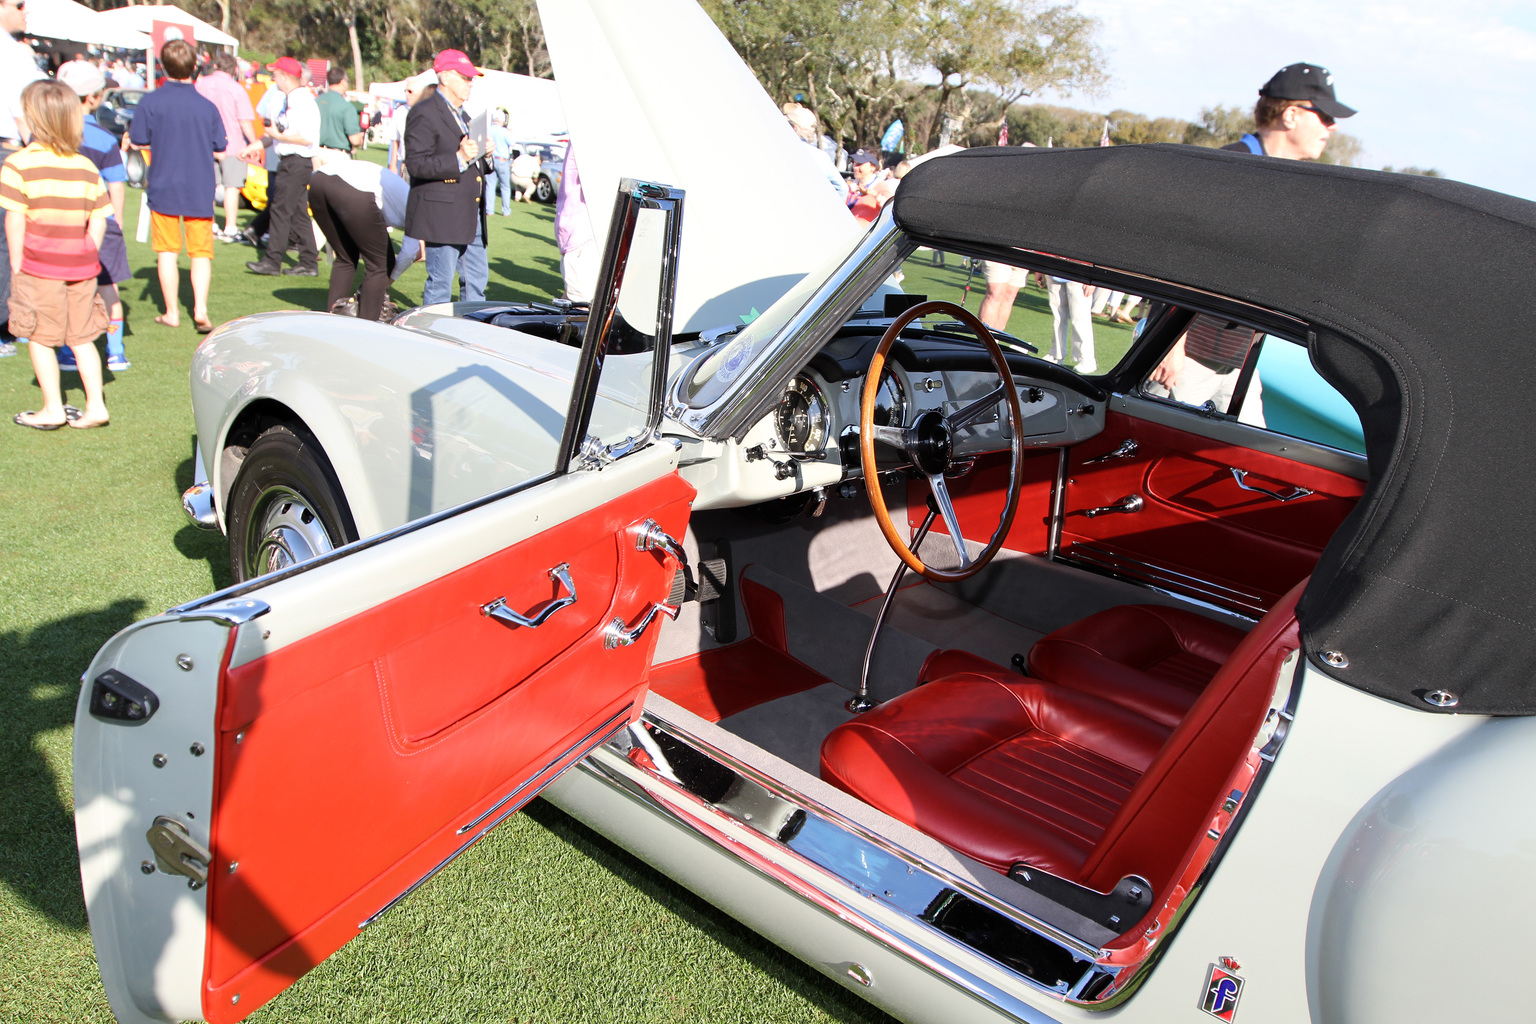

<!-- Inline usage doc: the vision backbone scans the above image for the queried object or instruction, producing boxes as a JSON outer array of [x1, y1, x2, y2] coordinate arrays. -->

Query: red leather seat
[[1027, 605, 1246, 728], [821, 582, 1303, 912]]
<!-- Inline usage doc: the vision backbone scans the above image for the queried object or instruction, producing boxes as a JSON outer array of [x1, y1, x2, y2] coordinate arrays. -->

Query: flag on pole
[[1100, 119, 1112, 147], [998, 123, 1008, 146]]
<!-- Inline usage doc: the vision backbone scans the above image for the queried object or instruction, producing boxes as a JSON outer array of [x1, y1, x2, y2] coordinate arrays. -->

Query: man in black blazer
[[404, 51, 490, 304]]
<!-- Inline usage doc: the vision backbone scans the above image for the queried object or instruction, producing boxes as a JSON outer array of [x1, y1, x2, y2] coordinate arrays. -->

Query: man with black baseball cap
[[1223, 62, 1356, 161]]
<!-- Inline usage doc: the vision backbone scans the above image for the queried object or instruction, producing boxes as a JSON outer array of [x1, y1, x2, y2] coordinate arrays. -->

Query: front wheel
[[534, 175, 555, 203], [225, 425, 357, 583]]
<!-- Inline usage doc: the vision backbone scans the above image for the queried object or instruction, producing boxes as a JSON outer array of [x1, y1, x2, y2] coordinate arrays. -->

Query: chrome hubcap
[[247, 486, 334, 577]]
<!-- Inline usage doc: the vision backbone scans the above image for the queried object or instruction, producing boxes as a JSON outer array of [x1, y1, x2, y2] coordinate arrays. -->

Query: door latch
[[605, 602, 680, 649], [146, 816, 212, 889], [1082, 494, 1144, 518]]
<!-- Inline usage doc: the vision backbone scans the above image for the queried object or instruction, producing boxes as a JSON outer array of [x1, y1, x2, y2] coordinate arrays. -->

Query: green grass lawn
[[0, 173, 1105, 1022]]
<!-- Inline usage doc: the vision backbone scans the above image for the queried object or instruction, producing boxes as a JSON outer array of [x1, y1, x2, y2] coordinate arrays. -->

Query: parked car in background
[[96, 87, 146, 187], [526, 138, 566, 203]]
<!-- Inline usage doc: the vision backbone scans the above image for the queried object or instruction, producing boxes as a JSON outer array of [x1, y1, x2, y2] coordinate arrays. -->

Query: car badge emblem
[[1200, 961, 1244, 1021]]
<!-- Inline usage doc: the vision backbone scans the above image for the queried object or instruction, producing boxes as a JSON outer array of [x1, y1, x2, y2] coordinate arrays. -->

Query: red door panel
[[202, 472, 693, 1022], [1061, 411, 1362, 614]]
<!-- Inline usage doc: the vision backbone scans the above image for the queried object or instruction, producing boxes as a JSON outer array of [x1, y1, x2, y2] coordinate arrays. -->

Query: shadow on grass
[[271, 287, 331, 311], [0, 598, 148, 929], [486, 256, 562, 303], [522, 798, 897, 1024]]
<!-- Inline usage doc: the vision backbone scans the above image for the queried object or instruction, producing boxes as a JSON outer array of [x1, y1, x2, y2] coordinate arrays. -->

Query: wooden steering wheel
[[859, 300, 1026, 582]]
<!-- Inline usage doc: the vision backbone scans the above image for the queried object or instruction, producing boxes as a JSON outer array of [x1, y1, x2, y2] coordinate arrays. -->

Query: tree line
[[86, 0, 1417, 172]]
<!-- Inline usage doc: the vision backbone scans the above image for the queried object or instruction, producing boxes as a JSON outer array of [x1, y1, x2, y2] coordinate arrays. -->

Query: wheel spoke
[[869, 424, 907, 449], [926, 473, 971, 569], [946, 383, 1009, 432]]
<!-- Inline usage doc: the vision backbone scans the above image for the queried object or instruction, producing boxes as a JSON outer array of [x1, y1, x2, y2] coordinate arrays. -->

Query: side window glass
[[1143, 315, 1365, 454]]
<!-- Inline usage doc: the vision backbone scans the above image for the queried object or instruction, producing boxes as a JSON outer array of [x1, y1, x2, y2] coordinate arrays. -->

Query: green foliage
[[1382, 165, 1445, 177], [1314, 132, 1362, 167], [1182, 104, 1254, 148]]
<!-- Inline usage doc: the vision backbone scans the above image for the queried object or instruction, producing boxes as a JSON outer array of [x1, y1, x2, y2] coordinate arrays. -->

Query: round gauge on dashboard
[[775, 373, 830, 453], [874, 370, 907, 427]]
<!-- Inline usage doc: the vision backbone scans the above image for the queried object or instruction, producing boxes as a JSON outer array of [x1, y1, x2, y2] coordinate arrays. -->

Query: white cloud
[[1045, 0, 1536, 199]]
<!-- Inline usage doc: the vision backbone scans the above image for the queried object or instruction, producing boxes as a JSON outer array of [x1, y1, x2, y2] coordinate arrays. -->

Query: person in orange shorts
[[1, 80, 112, 429], [126, 38, 226, 332]]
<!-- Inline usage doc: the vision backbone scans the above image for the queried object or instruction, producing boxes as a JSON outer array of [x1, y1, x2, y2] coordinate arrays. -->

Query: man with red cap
[[245, 56, 321, 278], [404, 49, 490, 304]]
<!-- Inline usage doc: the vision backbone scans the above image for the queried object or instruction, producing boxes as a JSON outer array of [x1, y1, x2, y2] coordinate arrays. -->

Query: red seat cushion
[[821, 581, 1304, 922], [1027, 605, 1246, 728], [820, 674, 1167, 875]]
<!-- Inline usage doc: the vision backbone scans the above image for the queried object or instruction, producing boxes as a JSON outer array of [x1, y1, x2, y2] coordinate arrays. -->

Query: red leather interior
[[821, 580, 1304, 936], [202, 472, 693, 1023], [648, 574, 830, 722], [1027, 605, 1246, 728], [1061, 412, 1361, 612]]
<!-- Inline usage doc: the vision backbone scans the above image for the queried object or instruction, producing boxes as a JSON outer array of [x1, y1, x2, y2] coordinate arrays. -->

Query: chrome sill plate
[[581, 707, 1121, 1013]]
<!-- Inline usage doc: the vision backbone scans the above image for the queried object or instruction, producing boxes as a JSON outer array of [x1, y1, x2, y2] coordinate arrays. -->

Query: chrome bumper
[[181, 482, 218, 530]]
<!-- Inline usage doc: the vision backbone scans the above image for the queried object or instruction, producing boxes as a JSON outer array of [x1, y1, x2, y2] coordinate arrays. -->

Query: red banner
[[150, 20, 197, 61]]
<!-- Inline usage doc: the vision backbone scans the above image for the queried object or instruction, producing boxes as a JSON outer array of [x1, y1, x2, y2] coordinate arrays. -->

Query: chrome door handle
[[1084, 439, 1138, 464], [604, 601, 680, 649], [1082, 494, 1144, 518], [635, 519, 686, 565], [481, 563, 577, 629], [1230, 468, 1313, 502]]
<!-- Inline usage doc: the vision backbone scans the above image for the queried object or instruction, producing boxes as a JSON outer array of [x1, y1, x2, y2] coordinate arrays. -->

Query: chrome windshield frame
[[670, 206, 913, 441]]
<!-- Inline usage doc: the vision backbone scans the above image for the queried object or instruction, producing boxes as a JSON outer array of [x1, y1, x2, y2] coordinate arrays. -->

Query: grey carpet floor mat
[[716, 683, 856, 777], [853, 581, 1047, 671]]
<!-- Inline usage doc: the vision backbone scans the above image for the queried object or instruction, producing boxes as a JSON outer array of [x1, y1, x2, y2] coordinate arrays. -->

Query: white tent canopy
[[26, 0, 150, 49], [97, 4, 239, 50]]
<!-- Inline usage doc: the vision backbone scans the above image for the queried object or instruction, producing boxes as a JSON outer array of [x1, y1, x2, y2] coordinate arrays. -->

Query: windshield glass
[[681, 222, 879, 408]]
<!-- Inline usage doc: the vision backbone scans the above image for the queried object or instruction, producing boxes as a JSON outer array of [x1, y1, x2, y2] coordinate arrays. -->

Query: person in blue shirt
[[485, 109, 516, 216], [1222, 63, 1356, 161], [57, 60, 131, 370]]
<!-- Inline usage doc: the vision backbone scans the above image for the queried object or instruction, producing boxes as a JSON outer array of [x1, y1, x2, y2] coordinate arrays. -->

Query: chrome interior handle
[[1229, 468, 1313, 502], [1082, 494, 1144, 518], [1084, 439, 1138, 464], [481, 563, 577, 629], [604, 601, 680, 649], [635, 519, 686, 566]]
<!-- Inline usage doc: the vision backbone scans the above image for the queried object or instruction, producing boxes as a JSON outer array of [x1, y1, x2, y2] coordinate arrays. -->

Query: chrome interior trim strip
[[577, 742, 1078, 1023], [358, 707, 633, 928], [455, 705, 636, 836], [1047, 448, 1067, 560], [1064, 543, 1268, 608], [680, 213, 913, 441], [1062, 546, 1270, 618]]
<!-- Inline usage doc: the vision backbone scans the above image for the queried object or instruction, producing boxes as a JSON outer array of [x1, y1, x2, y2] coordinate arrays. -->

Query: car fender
[[1307, 714, 1536, 1024]]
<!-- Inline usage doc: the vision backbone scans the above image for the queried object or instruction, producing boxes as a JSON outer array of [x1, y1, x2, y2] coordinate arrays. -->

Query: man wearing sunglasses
[[0, 0, 45, 355], [1224, 63, 1356, 162]]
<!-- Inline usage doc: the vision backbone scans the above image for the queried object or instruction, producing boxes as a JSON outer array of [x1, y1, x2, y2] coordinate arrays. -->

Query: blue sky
[[1047, 0, 1536, 200]]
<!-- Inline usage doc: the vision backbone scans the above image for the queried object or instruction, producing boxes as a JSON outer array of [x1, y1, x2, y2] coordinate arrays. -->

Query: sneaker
[[237, 228, 260, 247], [57, 348, 78, 370], [217, 226, 241, 243], [282, 264, 319, 276], [107, 354, 131, 371], [246, 260, 282, 276], [0, 341, 14, 357]]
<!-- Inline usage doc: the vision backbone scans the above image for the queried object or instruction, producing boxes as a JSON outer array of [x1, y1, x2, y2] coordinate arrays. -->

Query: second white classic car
[[76, 4, 1536, 1024]]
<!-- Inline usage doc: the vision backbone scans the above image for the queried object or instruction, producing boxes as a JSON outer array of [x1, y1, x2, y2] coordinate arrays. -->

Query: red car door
[[74, 182, 691, 1023]]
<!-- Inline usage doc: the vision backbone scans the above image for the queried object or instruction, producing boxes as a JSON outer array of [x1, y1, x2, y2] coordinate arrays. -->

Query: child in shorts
[[0, 79, 111, 429]]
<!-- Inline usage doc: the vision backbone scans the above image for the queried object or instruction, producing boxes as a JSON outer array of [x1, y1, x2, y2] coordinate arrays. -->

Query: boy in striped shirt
[[1, 79, 111, 429]]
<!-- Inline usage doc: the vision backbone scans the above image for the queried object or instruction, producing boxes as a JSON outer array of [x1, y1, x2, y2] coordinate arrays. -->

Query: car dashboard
[[674, 320, 1108, 510]]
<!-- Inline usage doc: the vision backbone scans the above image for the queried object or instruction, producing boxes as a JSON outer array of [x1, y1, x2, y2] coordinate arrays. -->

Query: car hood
[[537, 0, 864, 335]]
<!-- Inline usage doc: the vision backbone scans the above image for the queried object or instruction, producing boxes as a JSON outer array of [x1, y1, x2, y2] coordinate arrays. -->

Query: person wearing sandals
[[1, 79, 111, 429], [126, 38, 225, 334]]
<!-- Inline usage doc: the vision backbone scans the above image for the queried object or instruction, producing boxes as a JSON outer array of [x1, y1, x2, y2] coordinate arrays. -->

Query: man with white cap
[[405, 49, 490, 304], [0, 0, 44, 355]]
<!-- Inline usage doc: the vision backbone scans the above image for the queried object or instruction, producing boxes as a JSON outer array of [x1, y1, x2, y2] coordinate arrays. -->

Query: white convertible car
[[73, 5, 1536, 1024]]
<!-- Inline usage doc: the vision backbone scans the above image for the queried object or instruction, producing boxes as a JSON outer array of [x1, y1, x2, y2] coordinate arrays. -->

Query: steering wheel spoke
[[946, 382, 1009, 433], [858, 299, 1025, 582], [926, 473, 972, 569]]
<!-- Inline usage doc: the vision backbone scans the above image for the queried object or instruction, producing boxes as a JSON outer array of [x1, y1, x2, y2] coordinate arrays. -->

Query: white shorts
[[562, 240, 600, 304], [984, 260, 1030, 288]]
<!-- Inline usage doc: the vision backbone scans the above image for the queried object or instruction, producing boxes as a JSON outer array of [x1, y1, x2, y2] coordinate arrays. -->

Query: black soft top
[[895, 144, 1536, 715]]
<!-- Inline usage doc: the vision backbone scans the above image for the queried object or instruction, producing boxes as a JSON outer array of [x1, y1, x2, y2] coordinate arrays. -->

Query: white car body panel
[[538, 0, 862, 334]]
